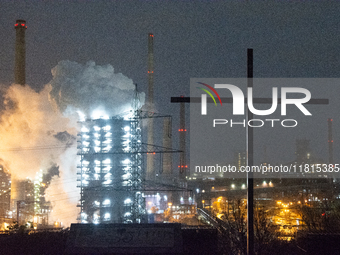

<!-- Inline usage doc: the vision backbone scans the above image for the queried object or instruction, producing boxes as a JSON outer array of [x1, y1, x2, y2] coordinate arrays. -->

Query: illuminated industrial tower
[[14, 19, 27, 86], [77, 115, 145, 223]]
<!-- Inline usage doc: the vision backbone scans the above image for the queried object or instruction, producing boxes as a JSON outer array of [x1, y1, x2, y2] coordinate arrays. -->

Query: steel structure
[[77, 113, 145, 224], [146, 33, 155, 180], [14, 19, 27, 86]]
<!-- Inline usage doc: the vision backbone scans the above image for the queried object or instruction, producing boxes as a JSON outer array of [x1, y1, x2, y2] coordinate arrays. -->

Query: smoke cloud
[[49, 60, 145, 118], [0, 61, 143, 227]]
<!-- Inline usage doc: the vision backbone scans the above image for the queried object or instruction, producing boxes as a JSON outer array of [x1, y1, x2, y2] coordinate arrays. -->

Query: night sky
[[1, 1, 340, 172]]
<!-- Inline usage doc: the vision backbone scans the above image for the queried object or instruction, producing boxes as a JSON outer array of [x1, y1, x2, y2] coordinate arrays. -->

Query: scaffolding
[[77, 112, 145, 223]]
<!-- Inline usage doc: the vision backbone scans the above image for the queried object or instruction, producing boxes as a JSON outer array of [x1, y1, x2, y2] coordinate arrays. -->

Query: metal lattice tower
[[77, 112, 146, 224]]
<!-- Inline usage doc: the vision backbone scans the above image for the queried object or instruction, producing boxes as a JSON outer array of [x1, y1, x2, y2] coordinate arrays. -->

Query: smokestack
[[162, 117, 172, 176], [179, 99, 187, 179], [146, 33, 155, 180], [14, 19, 27, 86], [328, 118, 333, 165]]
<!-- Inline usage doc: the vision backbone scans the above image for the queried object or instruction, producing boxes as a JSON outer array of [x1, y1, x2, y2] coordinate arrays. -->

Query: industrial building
[[0, 165, 11, 221], [77, 114, 146, 223]]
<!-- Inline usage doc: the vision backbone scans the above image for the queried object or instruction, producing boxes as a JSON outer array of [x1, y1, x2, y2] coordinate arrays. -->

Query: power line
[[0, 144, 76, 152]]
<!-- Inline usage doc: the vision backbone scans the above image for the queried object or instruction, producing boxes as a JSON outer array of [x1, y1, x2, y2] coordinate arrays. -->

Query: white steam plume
[[49, 60, 145, 118], [0, 61, 144, 227]]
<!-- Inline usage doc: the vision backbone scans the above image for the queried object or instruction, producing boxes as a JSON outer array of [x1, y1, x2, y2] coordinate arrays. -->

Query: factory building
[[77, 115, 146, 224], [0, 166, 11, 219]]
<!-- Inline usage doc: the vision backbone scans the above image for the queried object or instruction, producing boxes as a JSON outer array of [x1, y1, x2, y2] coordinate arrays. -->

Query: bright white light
[[95, 147, 100, 152], [104, 213, 110, 219], [242, 184, 246, 189], [83, 161, 89, 165], [104, 173, 112, 179], [103, 180, 112, 185], [124, 126, 130, 132], [122, 159, 130, 165], [104, 125, 111, 131], [81, 212, 87, 219], [94, 133, 99, 138], [123, 110, 134, 120], [82, 141, 89, 146], [124, 212, 132, 217], [104, 146, 111, 151], [77, 111, 86, 121], [81, 127, 89, 132], [231, 184, 235, 189], [124, 198, 132, 204], [103, 158, 111, 164], [95, 140, 100, 145], [94, 201, 100, 206], [94, 174, 99, 180], [164, 195, 168, 201], [92, 109, 109, 120], [122, 173, 131, 180], [103, 199, 110, 206], [105, 132, 112, 137], [94, 160, 100, 165]]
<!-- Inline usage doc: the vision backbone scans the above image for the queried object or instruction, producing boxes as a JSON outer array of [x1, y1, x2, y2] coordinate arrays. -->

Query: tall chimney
[[146, 33, 154, 180], [14, 19, 27, 86], [328, 118, 333, 165], [179, 99, 187, 179], [162, 117, 172, 176]]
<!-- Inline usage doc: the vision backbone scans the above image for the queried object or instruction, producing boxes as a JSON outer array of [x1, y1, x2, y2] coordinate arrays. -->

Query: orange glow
[[0, 84, 79, 227]]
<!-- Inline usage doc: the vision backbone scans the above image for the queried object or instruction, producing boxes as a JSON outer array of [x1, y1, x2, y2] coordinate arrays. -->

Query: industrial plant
[[0, 14, 340, 255], [77, 115, 145, 224], [1, 20, 194, 230]]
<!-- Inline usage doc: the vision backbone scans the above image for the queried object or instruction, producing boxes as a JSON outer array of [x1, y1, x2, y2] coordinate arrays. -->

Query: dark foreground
[[0, 228, 338, 255]]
